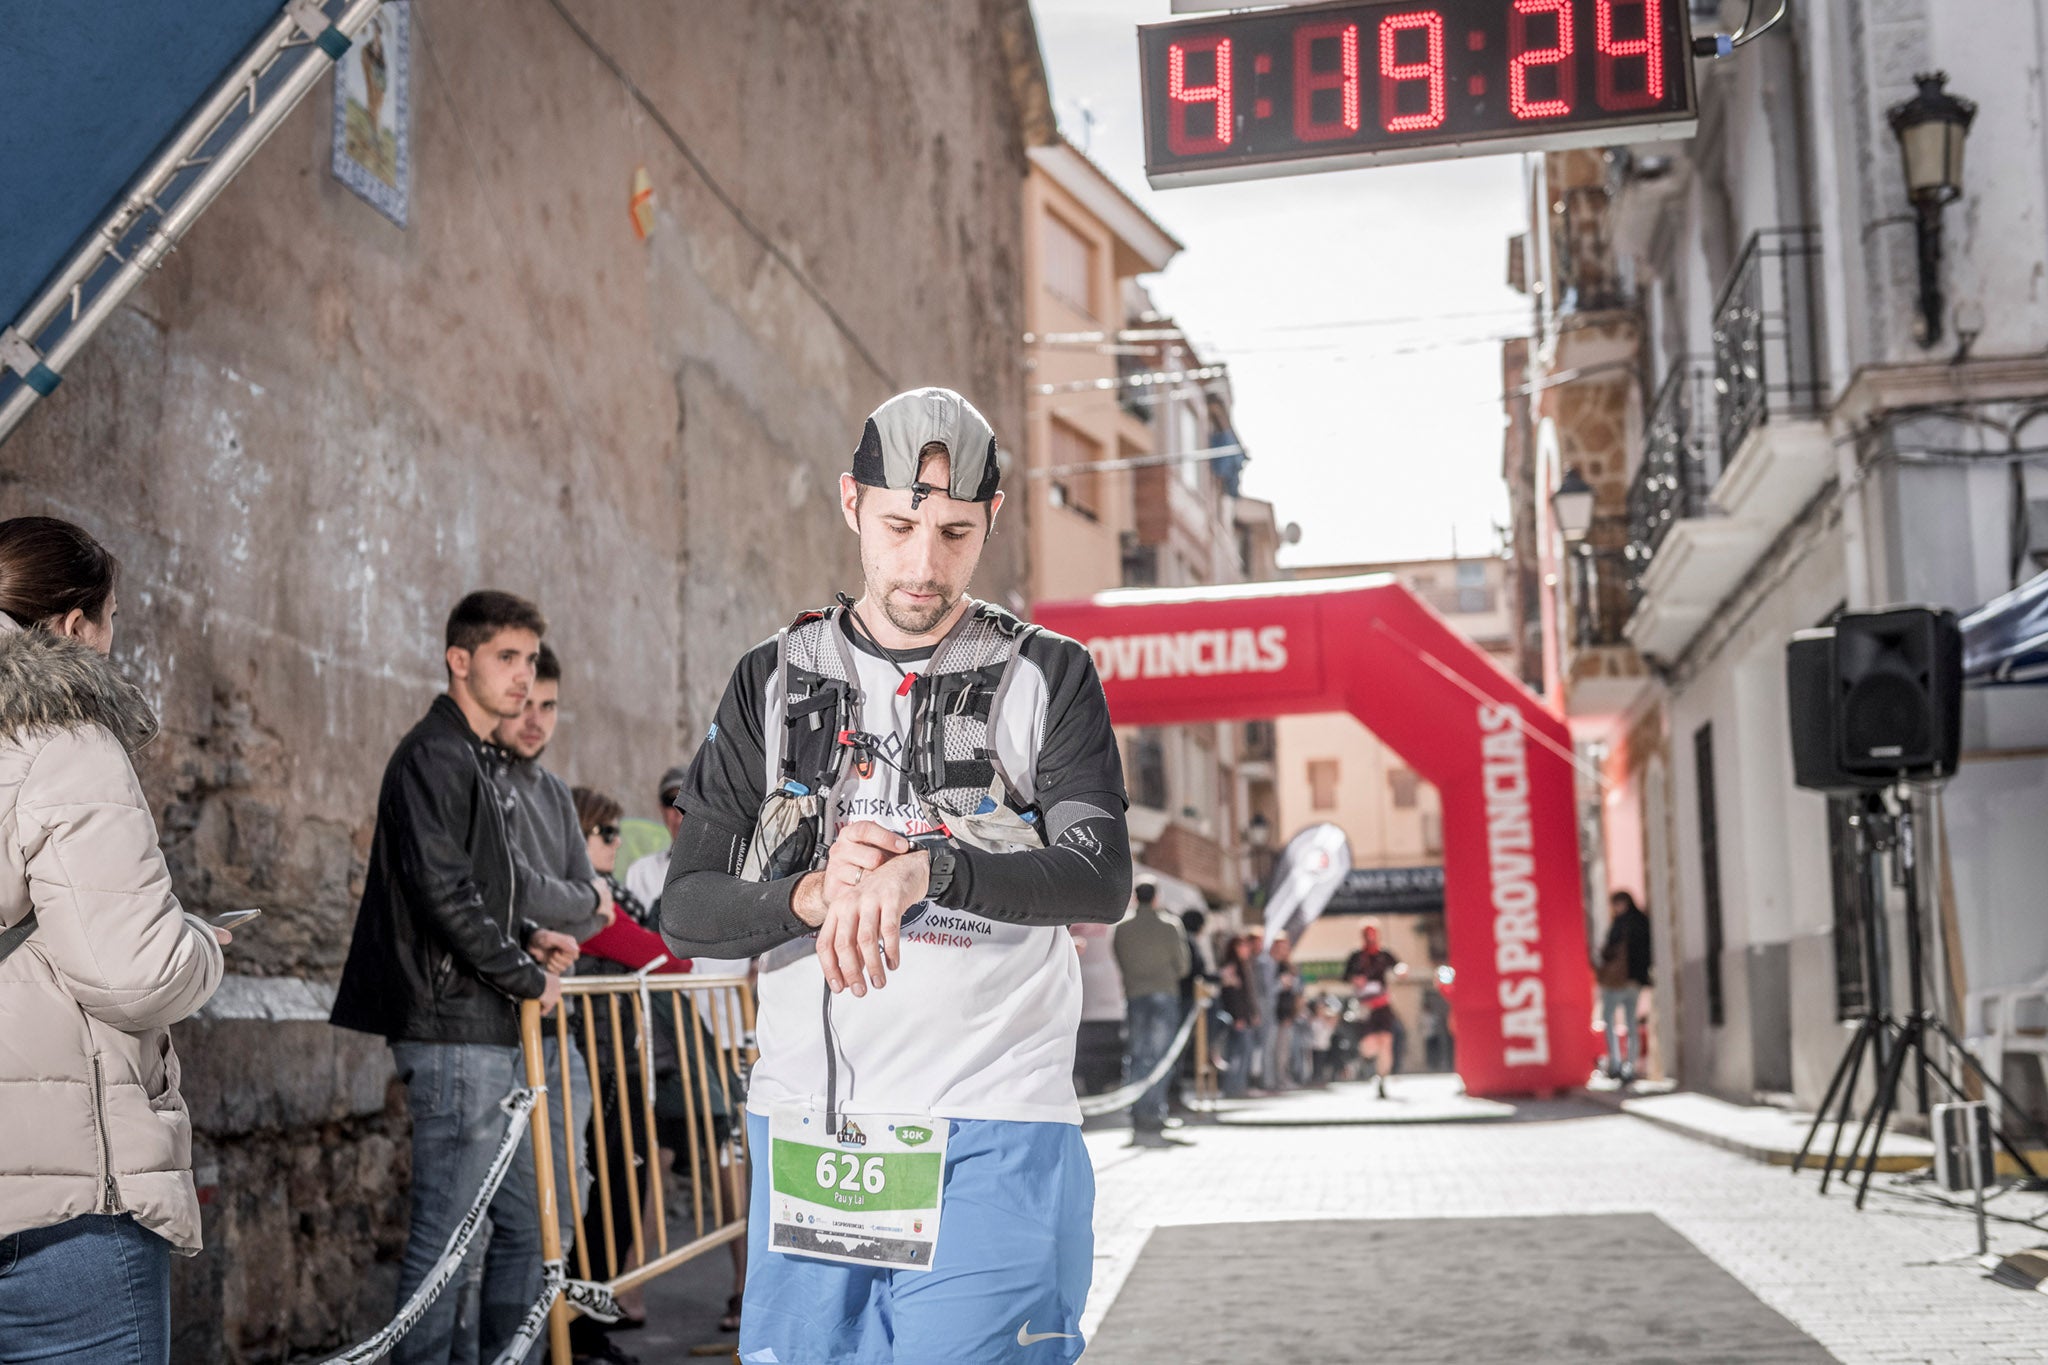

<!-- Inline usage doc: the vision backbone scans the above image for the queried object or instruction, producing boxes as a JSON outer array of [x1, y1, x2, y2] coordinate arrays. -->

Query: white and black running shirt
[[673, 610, 1127, 1125]]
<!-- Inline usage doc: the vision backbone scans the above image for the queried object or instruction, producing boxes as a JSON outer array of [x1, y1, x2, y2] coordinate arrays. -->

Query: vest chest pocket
[[743, 786, 824, 883]]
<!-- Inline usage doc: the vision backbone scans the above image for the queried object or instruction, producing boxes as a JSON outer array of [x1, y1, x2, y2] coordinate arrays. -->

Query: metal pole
[[1897, 790, 1931, 1117], [520, 1001, 573, 1365], [1969, 1104, 1989, 1259]]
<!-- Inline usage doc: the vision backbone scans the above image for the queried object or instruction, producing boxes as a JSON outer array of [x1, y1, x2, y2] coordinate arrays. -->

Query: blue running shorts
[[739, 1112, 1094, 1365]]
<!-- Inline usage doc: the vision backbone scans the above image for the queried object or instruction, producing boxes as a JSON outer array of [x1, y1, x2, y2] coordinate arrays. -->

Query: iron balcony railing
[[1625, 359, 1719, 600], [1712, 227, 1827, 459], [1570, 543, 1635, 650]]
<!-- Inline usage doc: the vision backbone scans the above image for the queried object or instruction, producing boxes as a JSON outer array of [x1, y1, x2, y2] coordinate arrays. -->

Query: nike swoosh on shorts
[[1017, 1321, 1079, 1346]]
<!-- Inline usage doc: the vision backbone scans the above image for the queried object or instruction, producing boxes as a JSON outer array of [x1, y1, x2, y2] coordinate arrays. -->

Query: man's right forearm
[[659, 816, 815, 958]]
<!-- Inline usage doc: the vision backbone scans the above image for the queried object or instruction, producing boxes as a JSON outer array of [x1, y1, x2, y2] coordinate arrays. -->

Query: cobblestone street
[[1079, 1080, 2048, 1364]]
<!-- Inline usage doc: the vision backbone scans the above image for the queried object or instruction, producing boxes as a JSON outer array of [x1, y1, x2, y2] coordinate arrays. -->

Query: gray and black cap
[[852, 387, 1001, 506]]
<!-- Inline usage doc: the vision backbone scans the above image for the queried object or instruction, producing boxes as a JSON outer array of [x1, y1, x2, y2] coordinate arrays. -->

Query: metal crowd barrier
[[1190, 980, 1219, 1109], [519, 971, 756, 1364]]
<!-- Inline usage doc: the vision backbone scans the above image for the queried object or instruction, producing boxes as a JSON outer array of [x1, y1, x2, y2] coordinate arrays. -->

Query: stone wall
[[0, 1, 1046, 1357]]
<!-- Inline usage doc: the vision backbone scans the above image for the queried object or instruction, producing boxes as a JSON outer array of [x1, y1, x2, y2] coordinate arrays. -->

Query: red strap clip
[[837, 730, 858, 746], [896, 671, 920, 698]]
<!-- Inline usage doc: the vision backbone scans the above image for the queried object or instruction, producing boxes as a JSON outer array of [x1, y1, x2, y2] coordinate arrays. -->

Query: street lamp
[[1887, 72, 1977, 348], [1551, 466, 1595, 540], [1245, 810, 1271, 850]]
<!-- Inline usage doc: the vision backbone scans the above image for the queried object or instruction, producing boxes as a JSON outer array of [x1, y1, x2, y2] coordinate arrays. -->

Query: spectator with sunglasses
[[572, 789, 751, 1343]]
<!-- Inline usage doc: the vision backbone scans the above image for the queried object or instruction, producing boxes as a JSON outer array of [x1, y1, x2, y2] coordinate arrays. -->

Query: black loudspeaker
[[1788, 629, 1869, 793], [1833, 607, 1962, 781]]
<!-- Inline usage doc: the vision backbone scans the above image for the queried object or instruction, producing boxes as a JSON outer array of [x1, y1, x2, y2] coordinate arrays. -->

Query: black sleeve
[[673, 639, 777, 837], [935, 633, 1131, 927], [661, 640, 812, 958], [659, 817, 813, 958], [387, 738, 546, 1000]]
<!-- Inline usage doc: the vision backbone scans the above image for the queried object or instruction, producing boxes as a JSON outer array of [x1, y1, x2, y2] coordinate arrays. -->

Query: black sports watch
[[914, 835, 958, 904]]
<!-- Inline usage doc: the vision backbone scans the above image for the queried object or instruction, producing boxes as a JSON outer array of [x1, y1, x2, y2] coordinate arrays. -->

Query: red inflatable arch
[[1035, 575, 1594, 1098]]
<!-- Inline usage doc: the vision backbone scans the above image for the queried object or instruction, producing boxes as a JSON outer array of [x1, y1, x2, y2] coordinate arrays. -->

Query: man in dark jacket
[[331, 591, 578, 1365]]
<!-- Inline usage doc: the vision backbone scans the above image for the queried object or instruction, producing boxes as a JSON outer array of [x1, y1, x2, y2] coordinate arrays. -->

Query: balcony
[[1563, 538, 1649, 718], [1624, 358, 1719, 599], [1624, 230, 1835, 662], [1710, 228, 1833, 522], [1571, 545, 1634, 650], [1624, 357, 1754, 660]]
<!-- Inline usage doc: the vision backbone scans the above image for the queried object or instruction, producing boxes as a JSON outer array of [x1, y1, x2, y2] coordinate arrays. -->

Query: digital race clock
[[1139, 0, 1697, 187]]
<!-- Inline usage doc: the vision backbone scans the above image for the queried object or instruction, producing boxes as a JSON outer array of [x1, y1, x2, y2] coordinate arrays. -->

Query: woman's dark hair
[[0, 516, 119, 629], [571, 786, 623, 838], [1611, 890, 1642, 916]]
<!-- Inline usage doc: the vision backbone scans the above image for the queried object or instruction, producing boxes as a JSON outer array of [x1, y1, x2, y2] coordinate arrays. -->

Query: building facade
[[1519, 1, 2048, 1114], [1022, 140, 1284, 914], [0, 3, 1054, 1357]]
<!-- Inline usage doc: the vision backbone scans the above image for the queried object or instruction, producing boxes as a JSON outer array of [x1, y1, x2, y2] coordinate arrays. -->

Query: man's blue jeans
[[0, 1214, 169, 1364], [1124, 992, 1180, 1129], [391, 1041, 543, 1365]]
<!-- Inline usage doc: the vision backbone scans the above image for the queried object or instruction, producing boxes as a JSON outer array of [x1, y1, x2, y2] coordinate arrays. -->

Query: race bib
[[767, 1104, 948, 1271]]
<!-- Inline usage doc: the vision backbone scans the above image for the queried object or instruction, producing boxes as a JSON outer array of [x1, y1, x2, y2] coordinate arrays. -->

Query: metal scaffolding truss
[[0, 0, 386, 445]]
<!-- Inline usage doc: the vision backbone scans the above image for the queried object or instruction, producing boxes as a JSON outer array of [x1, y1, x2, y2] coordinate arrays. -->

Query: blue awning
[[1961, 570, 2048, 686], [1, 2, 373, 439]]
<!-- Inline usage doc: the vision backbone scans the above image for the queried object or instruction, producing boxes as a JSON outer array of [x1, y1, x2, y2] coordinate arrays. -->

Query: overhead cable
[[1032, 364, 1229, 397], [1731, 0, 1789, 48], [1029, 442, 1249, 479]]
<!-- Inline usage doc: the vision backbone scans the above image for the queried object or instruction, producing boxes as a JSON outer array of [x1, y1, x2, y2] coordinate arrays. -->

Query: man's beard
[[878, 582, 957, 636]]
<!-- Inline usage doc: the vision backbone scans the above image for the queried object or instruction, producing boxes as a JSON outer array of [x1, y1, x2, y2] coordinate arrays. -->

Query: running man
[[660, 387, 1131, 1365], [1345, 922, 1406, 1098]]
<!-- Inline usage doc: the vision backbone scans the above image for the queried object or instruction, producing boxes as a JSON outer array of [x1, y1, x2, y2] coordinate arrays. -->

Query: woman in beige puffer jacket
[[0, 516, 223, 1364]]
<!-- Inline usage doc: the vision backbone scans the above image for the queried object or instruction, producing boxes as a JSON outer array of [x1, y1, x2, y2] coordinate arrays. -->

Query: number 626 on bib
[[767, 1107, 950, 1272]]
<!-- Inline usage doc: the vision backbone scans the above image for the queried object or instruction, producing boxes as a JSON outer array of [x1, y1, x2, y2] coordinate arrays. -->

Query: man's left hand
[[816, 851, 930, 997], [528, 928, 580, 974]]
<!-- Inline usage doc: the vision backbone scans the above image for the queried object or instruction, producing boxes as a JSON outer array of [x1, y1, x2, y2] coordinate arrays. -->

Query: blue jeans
[[1248, 1018, 1276, 1088], [1601, 986, 1642, 1072], [1222, 1024, 1254, 1098], [391, 1041, 543, 1365], [449, 1032, 590, 1365], [0, 1214, 169, 1364], [1124, 992, 1180, 1129]]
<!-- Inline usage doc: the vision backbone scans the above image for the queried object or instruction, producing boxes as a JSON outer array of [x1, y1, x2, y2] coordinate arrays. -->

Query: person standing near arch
[[1596, 891, 1653, 1084], [660, 387, 1131, 1365]]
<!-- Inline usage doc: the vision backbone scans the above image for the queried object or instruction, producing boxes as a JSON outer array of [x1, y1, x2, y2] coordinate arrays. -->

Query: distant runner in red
[[1345, 923, 1407, 1098]]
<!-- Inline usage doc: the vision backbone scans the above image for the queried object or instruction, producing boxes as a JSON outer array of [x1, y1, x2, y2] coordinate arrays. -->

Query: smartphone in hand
[[209, 909, 263, 930]]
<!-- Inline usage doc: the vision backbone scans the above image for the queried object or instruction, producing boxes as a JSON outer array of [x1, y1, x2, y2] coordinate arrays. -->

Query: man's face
[[496, 678, 559, 759], [840, 455, 1002, 639], [450, 627, 540, 719]]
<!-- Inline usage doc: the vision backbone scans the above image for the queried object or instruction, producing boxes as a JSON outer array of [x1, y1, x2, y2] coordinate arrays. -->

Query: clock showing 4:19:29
[[1138, 0, 1698, 188]]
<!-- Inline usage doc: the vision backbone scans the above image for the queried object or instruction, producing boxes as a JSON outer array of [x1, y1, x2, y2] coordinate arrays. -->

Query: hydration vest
[[740, 600, 1048, 884]]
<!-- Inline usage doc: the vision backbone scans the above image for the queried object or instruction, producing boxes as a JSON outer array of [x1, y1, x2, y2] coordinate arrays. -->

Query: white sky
[[1031, 0, 1531, 568]]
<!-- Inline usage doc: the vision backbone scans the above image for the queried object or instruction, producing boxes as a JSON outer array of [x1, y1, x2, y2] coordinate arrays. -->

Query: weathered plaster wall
[[1, 1, 1040, 1356]]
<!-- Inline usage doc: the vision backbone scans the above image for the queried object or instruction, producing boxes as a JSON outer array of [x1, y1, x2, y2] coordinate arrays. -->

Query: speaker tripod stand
[[1794, 788, 2043, 1207]]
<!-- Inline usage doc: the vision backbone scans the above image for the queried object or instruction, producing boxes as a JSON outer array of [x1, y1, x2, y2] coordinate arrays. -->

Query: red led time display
[[1140, 0, 1696, 187]]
